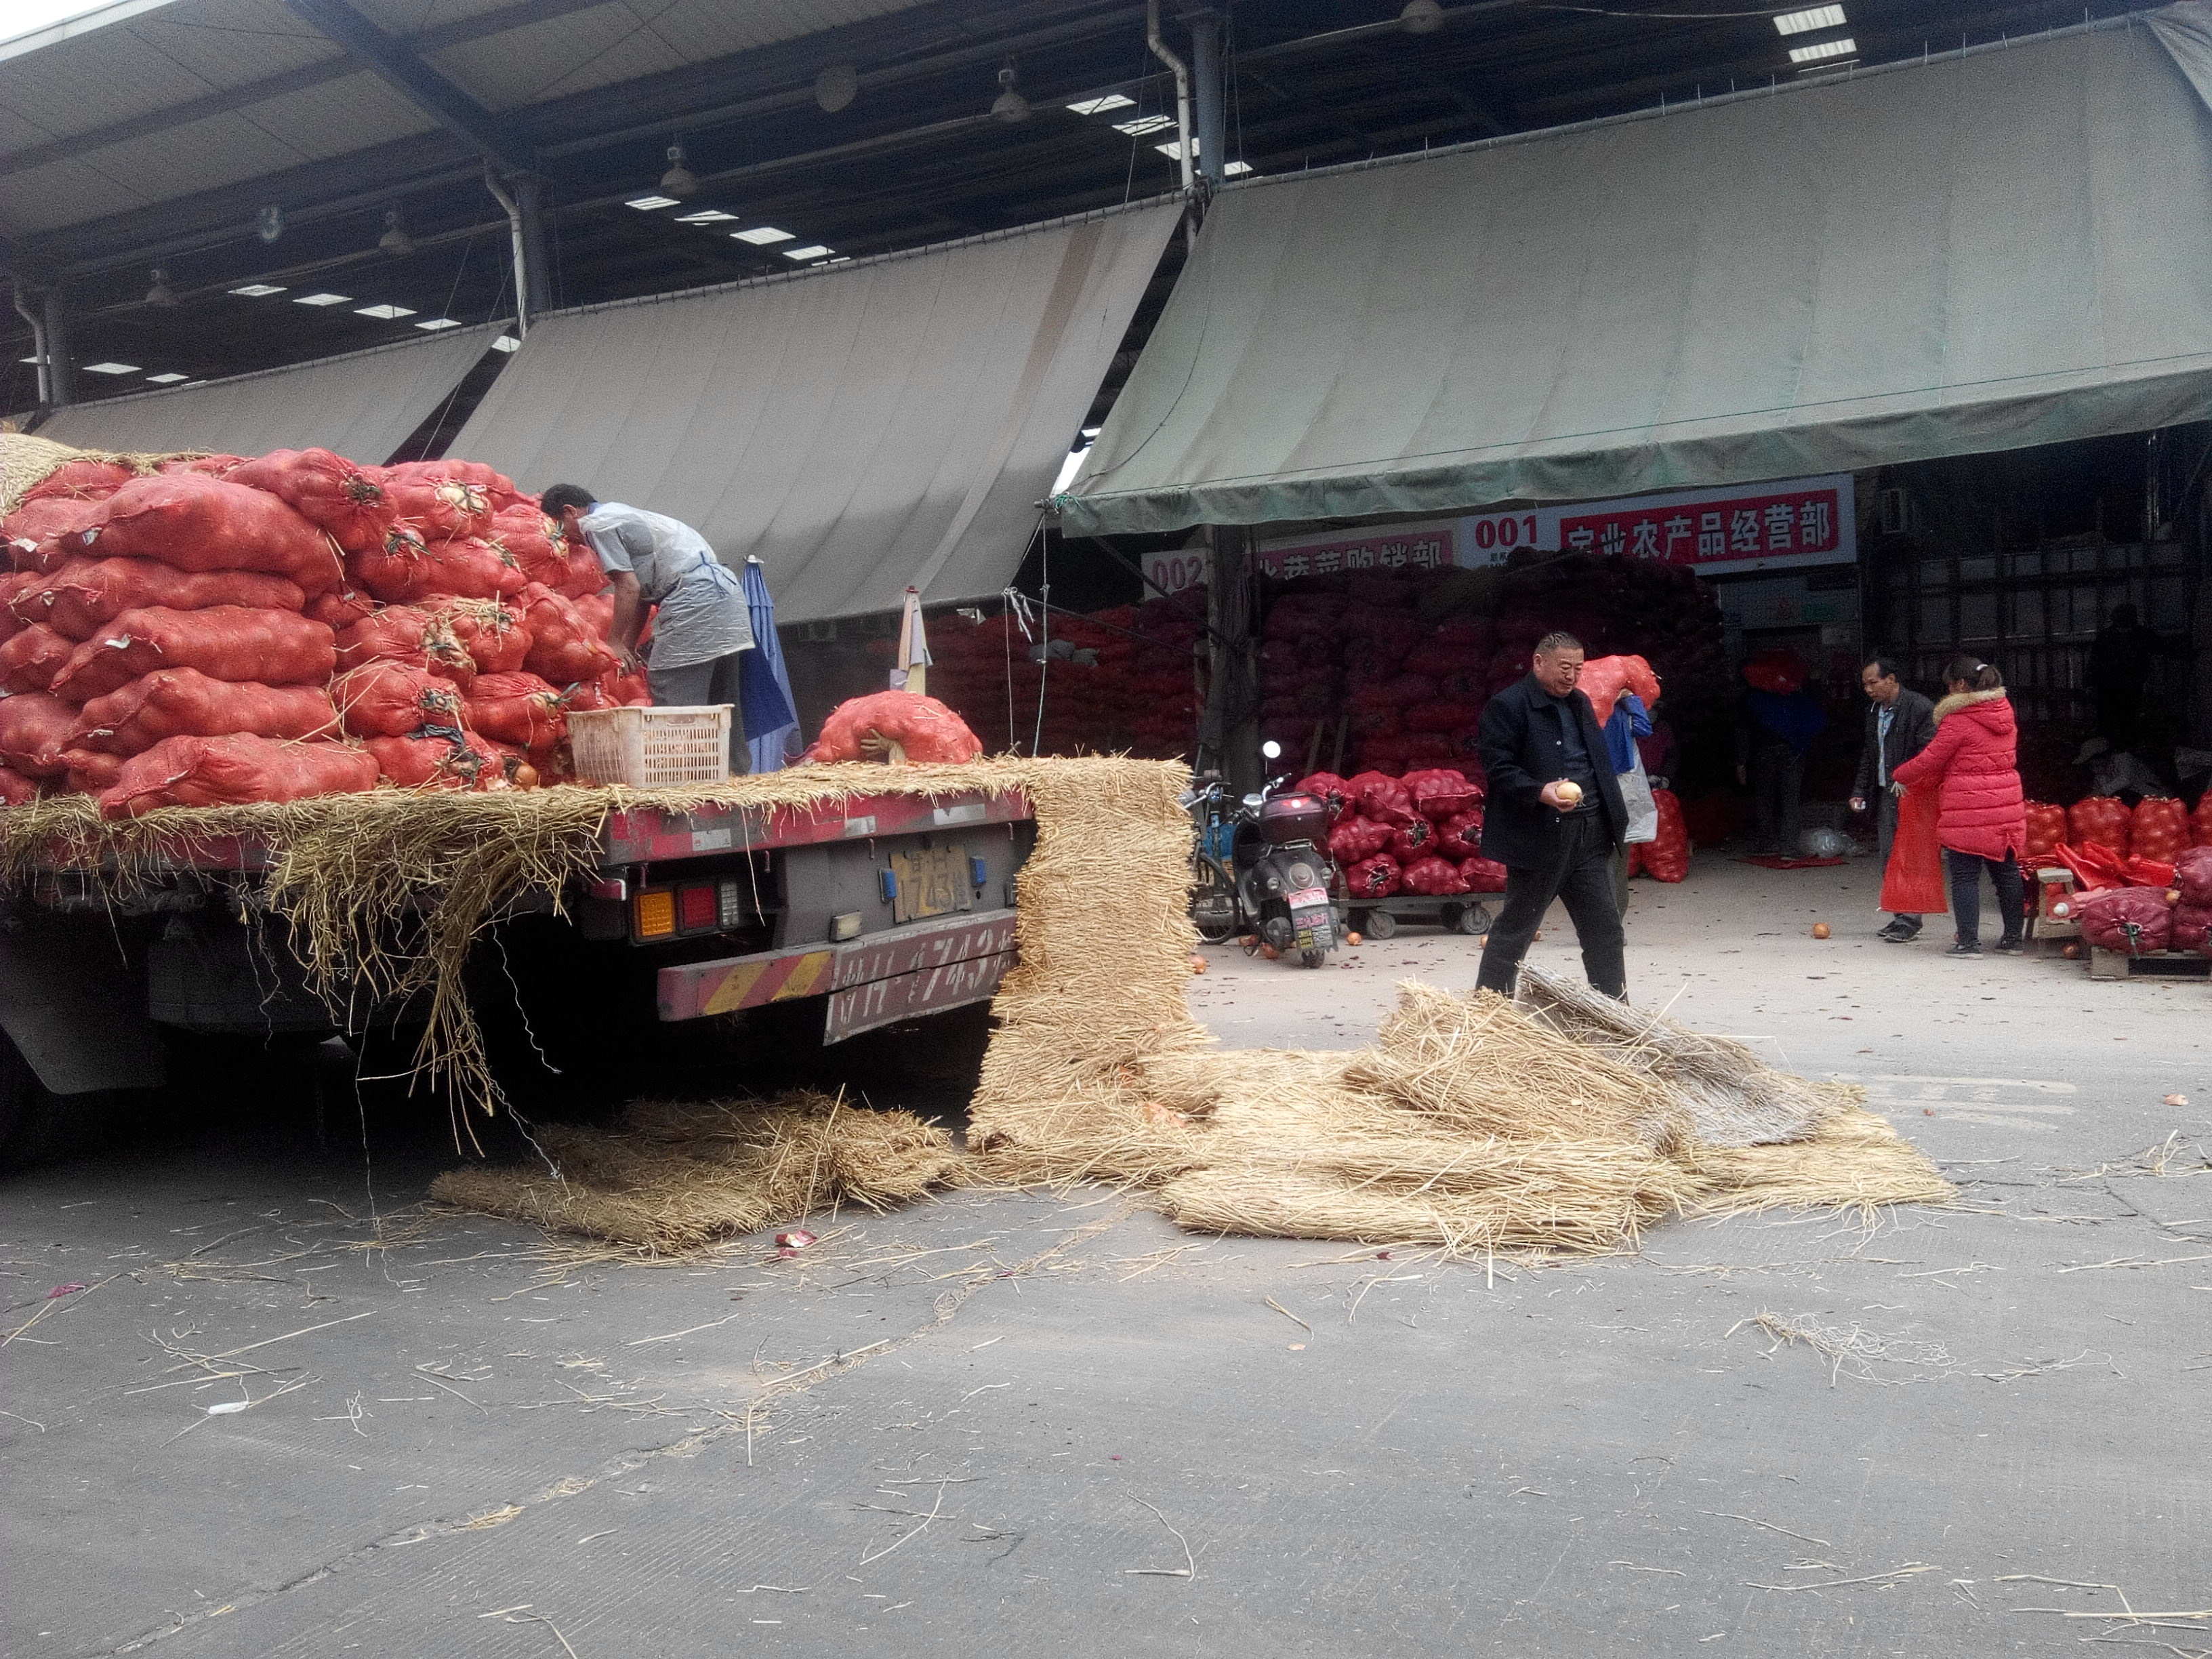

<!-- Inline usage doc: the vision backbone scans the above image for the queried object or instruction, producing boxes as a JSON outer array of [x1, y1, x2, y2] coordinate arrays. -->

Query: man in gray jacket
[[1848, 657, 1936, 942]]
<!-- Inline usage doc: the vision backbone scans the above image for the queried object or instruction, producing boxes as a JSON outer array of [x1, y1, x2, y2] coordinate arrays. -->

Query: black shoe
[[1876, 919, 1917, 942], [1992, 937, 2024, 955], [1946, 941, 1983, 957]]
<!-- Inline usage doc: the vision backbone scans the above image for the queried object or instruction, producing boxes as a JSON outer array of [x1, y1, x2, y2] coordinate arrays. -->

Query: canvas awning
[[1059, 9, 2212, 536], [449, 201, 1180, 623], [35, 325, 501, 464]]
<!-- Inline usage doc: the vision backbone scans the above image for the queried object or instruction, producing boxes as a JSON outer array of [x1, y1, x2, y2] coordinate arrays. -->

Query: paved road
[[5, 855, 2207, 1656]]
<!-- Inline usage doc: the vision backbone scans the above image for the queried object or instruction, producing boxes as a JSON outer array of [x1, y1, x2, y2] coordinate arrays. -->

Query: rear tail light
[[678, 884, 718, 932], [634, 890, 675, 938]]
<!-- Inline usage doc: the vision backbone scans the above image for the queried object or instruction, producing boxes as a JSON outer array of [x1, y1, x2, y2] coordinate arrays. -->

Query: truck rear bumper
[[657, 911, 1017, 1040]]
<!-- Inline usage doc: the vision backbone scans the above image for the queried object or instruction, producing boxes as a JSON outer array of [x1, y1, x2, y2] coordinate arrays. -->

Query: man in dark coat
[[1474, 632, 1630, 1000], [1847, 657, 1936, 942]]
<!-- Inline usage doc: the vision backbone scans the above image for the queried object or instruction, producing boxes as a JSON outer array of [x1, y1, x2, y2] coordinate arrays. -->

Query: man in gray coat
[[1849, 657, 1936, 942]]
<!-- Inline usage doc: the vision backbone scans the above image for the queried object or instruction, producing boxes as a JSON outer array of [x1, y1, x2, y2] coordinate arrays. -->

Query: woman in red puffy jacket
[[1891, 657, 2028, 956]]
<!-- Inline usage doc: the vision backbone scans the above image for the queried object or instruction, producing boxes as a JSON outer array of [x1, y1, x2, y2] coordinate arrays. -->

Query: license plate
[[1291, 898, 1333, 950], [890, 844, 970, 923], [1286, 886, 1328, 909]]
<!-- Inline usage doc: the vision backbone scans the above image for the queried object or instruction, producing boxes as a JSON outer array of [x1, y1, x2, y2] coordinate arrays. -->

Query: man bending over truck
[[540, 483, 754, 773]]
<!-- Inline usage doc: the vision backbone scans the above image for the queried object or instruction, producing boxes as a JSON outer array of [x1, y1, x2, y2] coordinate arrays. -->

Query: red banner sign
[[1556, 485, 1843, 567]]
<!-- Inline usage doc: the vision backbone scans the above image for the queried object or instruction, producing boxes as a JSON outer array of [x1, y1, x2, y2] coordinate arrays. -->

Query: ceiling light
[[144, 266, 178, 308], [354, 303, 416, 319], [82, 362, 142, 375], [1773, 3, 1845, 33], [733, 226, 795, 245], [146, 373, 188, 384], [815, 62, 859, 113], [229, 283, 285, 297], [659, 141, 699, 200], [414, 317, 464, 331], [1113, 113, 1175, 136], [782, 245, 834, 261], [1223, 159, 1254, 177], [294, 292, 351, 306], [378, 208, 414, 256], [676, 209, 738, 224], [991, 65, 1029, 123], [1067, 94, 1134, 115], [1787, 35, 1856, 62], [491, 335, 521, 353], [1400, 0, 1444, 33], [626, 195, 681, 210]]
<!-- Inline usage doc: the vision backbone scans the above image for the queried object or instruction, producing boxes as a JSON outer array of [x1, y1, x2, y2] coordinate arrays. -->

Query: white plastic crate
[[569, 704, 734, 787]]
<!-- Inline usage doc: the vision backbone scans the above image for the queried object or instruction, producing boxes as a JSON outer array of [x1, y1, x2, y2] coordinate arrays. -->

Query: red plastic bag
[[5, 497, 108, 573], [23, 459, 133, 504], [1401, 854, 1471, 896], [804, 691, 981, 764], [1293, 771, 1354, 823], [424, 596, 532, 674], [1459, 855, 1509, 893], [1631, 788, 1691, 884], [2131, 798, 2190, 864], [1346, 770, 1415, 826], [466, 672, 569, 751], [2076, 886, 2173, 955], [1402, 766, 1478, 821], [52, 607, 337, 704], [1576, 653, 1661, 722], [2068, 796, 2132, 861], [98, 735, 380, 818], [224, 449, 392, 553], [335, 605, 476, 687], [68, 670, 340, 757], [1, 625, 76, 695], [25, 558, 306, 641], [2177, 846, 2212, 908], [2056, 840, 2129, 893], [366, 730, 507, 791], [2023, 802, 2068, 859], [1328, 817, 1392, 865], [75, 476, 342, 591], [1879, 783, 1945, 912], [1389, 816, 1437, 861], [515, 584, 617, 684], [1345, 853, 1403, 899], [1436, 807, 1485, 861], [0, 764, 39, 805], [331, 661, 466, 739], [0, 691, 77, 777]]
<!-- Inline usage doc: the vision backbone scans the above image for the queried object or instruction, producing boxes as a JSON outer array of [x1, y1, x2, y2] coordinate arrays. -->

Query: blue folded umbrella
[[738, 558, 800, 772]]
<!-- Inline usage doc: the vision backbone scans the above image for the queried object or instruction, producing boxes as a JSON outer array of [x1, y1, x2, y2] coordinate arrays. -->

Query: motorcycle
[[1183, 741, 1343, 968]]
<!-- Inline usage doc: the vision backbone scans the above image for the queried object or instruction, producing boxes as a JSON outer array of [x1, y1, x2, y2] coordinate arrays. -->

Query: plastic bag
[[1293, 771, 1354, 823], [26, 558, 306, 641], [0, 691, 78, 777], [331, 661, 466, 739], [1877, 783, 1945, 912], [52, 607, 337, 704], [1389, 816, 1437, 861], [1401, 766, 1479, 821], [69, 670, 340, 757], [804, 692, 982, 764], [1401, 855, 1471, 896], [2055, 840, 2128, 893], [2076, 886, 2172, 955], [75, 476, 342, 591], [466, 671, 569, 751], [99, 735, 380, 818], [1459, 855, 1509, 893], [1345, 853, 1403, 899]]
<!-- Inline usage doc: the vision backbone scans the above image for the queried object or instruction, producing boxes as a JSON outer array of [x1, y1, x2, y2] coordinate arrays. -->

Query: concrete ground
[[4, 852, 2209, 1658]]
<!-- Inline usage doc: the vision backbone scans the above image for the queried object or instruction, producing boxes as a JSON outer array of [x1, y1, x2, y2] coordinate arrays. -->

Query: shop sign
[[1554, 475, 1853, 573], [1160, 523, 1458, 594]]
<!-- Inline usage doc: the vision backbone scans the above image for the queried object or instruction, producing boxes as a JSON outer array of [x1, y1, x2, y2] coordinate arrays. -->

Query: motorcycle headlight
[[1265, 873, 1283, 893], [1288, 862, 1317, 889]]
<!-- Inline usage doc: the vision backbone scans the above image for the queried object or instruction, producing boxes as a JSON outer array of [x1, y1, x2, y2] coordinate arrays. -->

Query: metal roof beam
[[279, 0, 531, 171]]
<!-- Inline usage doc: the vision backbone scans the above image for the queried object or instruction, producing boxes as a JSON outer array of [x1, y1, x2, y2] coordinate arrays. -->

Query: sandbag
[[1345, 853, 1402, 899], [98, 735, 380, 819], [514, 584, 617, 684], [1459, 855, 1509, 893], [74, 475, 342, 591], [1, 625, 75, 694], [2177, 846, 2212, 909], [331, 661, 466, 740], [425, 596, 532, 674], [0, 691, 79, 777], [69, 670, 340, 757], [0, 764, 39, 805], [1402, 766, 1479, 821], [25, 558, 306, 640], [804, 691, 981, 764], [23, 459, 134, 504], [466, 671, 569, 751], [366, 729, 508, 791], [335, 606, 476, 687], [4, 497, 107, 572], [1401, 854, 1470, 896], [1292, 771, 1354, 823], [224, 449, 392, 553], [52, 607, 337, 704], [2076, 886, 2172, 955]]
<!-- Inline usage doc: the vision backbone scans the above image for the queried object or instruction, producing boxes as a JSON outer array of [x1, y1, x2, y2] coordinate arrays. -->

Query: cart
[[1348, 894, 1497, 939]]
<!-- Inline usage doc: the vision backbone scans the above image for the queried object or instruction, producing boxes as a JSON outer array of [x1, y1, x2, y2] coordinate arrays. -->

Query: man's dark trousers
[[1476, 811, 1626, 999]]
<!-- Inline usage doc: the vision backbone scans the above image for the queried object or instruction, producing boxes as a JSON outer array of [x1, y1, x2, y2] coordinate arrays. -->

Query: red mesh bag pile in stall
[[1345, 853, 1403, 899], [804, 691, 981, 764], [2075, 886, 2173, 955], [69, 670, 340, 756], [331, 661, 466, 739], [52, 607, 337, 704], [2022, 802, 2068, 861], [98, 734, 379, 819], [2068, 797, 2132, 861], [2, 624, 79, 694], [1401, 854, 1471, 896], [26, 558, 306, 640], [1627, 787, 1691, 882], [1460, 855, 1509, 893], [2131, 798, 2190, 865], [224, 449, 392, 553], [1402, 766, 1479, 820], [0, 691, 78, 777], [466, 672, 569, 752], [1293, 771, 1354, 823], [1328, 816, 1393, 865], [1437, 807, 1484, 860], [0, 571, 39, 638], [75, 475, 342, 591]]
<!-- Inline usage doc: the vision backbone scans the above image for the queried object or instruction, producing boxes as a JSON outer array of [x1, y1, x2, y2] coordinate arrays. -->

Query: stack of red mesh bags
[[0, 447, 644, 817], [1299, 764, 1495, 901], [2020, 794, 2200, 895]]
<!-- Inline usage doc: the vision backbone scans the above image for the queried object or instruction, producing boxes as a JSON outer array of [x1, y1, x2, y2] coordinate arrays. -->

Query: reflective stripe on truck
[[657, 910, 1018, 1034], [603, 790, 1028, 865]]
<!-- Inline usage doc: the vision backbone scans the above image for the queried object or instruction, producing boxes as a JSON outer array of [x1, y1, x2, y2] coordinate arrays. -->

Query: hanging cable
[[1031, 523, 1052, 756]]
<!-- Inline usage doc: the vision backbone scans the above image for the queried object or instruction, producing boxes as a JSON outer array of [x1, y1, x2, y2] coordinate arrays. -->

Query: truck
[[0, 786, 1036, 1154]]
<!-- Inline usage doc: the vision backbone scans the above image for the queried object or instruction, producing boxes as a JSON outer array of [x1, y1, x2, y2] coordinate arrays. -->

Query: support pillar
[[41, 287, 75, 408], [1200, 524, 1261, 794], [1185, 7, 1227, 189]]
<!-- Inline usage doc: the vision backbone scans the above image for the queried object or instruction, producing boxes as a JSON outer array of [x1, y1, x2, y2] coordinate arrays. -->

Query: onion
[[1811, 922, 1830, 939], [512, 762, 539, 789], [1555, 780, 1583, 807]]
